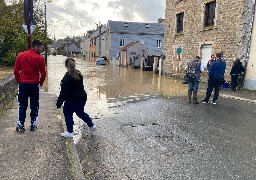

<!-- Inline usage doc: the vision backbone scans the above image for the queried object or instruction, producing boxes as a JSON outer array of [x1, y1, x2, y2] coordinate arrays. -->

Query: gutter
[[244, 0, 256, 70]]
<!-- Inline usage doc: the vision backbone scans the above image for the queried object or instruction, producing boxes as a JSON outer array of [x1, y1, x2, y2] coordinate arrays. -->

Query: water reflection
[[47, 55, 188, 104]]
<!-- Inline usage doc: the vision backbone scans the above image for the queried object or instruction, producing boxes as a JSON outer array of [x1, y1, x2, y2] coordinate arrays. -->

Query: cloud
[[47, 0, 97, 38], [107, 0, 165, 22], [45, 0, 165, 39]]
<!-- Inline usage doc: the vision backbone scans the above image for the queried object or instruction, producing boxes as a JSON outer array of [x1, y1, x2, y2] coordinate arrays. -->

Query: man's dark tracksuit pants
[[17, 83, 39, 127]]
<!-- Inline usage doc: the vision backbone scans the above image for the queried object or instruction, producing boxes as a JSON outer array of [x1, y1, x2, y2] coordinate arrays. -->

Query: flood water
[[47, 55, 188, 142], [47, 55, 188, 106]]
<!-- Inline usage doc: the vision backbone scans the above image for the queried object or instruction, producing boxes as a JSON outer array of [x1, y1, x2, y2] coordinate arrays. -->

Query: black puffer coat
[[56, 71, 87, 107]]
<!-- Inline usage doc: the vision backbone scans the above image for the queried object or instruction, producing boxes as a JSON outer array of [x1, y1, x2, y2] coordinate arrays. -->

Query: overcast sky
[[46, 0, 166, 39]]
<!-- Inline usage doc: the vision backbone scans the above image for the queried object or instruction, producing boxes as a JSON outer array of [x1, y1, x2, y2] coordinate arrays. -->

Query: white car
[[95, 58, 106, 65]]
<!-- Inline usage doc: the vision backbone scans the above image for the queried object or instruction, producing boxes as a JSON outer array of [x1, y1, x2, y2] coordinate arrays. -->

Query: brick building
[[163, 0, 255, 82]]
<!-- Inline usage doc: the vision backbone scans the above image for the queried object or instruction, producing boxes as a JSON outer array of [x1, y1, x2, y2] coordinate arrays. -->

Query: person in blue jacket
[[202, 52, 226, 105], [56, 58, 96, 137]]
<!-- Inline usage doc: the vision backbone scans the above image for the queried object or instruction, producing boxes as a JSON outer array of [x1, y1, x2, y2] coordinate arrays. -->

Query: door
[[201, 44, 212, 68]]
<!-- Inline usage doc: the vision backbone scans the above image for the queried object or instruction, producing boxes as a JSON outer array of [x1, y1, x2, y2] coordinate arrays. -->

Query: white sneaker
[[211, 101, 217, 105], [60, 131, 74, 137], [90, 125, 96, 133]]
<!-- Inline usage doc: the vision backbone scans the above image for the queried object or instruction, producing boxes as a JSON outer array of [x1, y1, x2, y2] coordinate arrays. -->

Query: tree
[[0, 0, 52, 66]]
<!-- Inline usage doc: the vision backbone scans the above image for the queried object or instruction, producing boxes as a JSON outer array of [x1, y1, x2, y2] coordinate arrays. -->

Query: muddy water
[[47, 55, 188, 142], [47, 55, 188, 109]]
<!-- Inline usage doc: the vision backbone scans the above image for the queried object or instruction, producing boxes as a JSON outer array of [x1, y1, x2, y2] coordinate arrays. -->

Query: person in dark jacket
[[206, 55, 216, 72], [230, 58, 245, 91], [14, 40, 46, 132], [186, 56, 204, 104], [56, 58, 96, 137], [202, 53, 226, 104]]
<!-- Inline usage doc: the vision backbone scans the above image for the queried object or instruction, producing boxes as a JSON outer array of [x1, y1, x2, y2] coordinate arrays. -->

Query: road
[[48, 55, 256, 180]]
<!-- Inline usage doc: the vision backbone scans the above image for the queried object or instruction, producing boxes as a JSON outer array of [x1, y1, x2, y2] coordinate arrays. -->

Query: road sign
[[24, 0, 33, 24], [176, 47, 182, 54], [22, 24, 36, 35]]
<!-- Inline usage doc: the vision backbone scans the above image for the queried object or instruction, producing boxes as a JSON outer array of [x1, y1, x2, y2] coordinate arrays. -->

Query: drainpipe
[[244, 0, 256, 70]]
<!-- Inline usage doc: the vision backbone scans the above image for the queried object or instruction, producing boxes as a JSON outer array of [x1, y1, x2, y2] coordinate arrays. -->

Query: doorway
[[201, 44, 213, 68]]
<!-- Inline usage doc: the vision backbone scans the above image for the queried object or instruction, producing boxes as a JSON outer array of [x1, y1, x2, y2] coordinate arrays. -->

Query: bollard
[[141, 56, 145, 70], [153, 56, 159, 72]]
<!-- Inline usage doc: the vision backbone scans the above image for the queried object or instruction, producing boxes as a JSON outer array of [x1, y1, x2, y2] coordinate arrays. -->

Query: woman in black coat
[[56, 58, 96, 137], [230, 58, 245, 91]]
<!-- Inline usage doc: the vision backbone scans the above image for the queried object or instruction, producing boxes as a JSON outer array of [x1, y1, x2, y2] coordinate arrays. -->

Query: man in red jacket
[[14, 40, 46, 132]]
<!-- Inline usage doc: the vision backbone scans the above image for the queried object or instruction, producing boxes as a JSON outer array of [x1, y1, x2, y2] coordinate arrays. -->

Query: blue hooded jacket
[[209, 58, 226, 80]]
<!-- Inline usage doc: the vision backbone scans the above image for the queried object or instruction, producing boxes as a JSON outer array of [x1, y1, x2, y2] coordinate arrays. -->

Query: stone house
[[164, 0, 255, 83], [106, 20, 164, 64], [120, 41, 148, 67], [84, 25, 108, 62], [67, 42, 81, 56], [80, 31, 94, 60], [95, 25, 107, 59], [89, 30, 97, 61]]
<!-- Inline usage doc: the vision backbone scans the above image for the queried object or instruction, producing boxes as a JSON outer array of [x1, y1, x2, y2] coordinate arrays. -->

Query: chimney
[[158, 18, 165, 24]]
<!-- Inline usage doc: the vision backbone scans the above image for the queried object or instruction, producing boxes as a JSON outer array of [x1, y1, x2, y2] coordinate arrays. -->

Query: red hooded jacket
[[14, 49, 46, 86]]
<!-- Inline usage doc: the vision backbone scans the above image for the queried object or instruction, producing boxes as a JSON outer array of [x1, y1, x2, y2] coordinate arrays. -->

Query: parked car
[[95, 58, 106, 65]]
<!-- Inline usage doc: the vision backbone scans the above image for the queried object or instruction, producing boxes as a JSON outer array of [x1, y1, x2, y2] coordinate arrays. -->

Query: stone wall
[[0, 75, 17, 111], [237, 0, 255, 62], [164, 0, 247, 81]]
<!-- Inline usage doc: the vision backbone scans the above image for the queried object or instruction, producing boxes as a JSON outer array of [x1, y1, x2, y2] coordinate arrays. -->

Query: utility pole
[[98, 22, 102, 57], [44, 3, 47, 65], [25, 0, 32, 49]]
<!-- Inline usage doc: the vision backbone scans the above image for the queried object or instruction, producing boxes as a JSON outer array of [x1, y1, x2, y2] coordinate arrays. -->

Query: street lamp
[[44, 2, 47, 64]]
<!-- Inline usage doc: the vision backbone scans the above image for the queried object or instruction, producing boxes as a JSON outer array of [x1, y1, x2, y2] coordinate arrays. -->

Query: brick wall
[[164, 0, 247, 81], [0, 75, 17, 111]]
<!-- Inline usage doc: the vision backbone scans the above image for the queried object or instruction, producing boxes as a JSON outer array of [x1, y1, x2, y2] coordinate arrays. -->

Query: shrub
[[2, 51, 17, 66]]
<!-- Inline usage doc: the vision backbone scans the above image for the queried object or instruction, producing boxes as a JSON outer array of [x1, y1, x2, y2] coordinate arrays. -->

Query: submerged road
[[48, 56, 256, 180]]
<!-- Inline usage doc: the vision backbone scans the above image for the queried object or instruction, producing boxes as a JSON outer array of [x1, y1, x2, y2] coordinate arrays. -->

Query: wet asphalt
[[48, 56, 256, 180]]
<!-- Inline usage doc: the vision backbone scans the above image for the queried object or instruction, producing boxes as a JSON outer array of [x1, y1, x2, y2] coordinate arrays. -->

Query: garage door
[[201, 45, 212, 68]]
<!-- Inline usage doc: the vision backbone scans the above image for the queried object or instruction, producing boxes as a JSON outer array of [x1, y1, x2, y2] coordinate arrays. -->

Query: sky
[[46, 0, 166, 39]]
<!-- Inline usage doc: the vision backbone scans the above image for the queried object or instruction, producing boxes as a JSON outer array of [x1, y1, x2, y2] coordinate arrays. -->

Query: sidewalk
[[198, 82, 256, 103], [0, 92, 84, 180]]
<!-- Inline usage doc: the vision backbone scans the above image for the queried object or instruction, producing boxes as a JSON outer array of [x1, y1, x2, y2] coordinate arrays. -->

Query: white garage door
[[201, 45, 212, 68]]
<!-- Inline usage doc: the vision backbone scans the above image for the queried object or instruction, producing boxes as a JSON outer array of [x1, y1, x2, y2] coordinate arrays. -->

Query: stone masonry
[[164, 0, 251, 81], [0, 75, 17, 112]]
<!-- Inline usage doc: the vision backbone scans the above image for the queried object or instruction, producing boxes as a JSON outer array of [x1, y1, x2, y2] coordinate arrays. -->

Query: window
[[176, 12, 184, 33], [120, 38, 125, 47], [157, 40, 161, 48], [204, 1, 216, 27]]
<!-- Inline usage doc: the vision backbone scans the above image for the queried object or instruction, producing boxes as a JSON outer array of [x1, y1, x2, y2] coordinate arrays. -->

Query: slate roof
[[121, 41, 138, 51], [121, 41, 148, 51], [108, 20, 164, 35]]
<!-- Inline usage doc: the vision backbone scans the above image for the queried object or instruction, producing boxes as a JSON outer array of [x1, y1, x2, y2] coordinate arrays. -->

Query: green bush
[[2, 51, 17, 66]]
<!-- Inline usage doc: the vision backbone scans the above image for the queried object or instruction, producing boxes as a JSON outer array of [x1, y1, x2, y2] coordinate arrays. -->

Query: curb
[[199, 89, 256, 104], [56, 102, 86, 180], [220, 94, 256, 104]]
